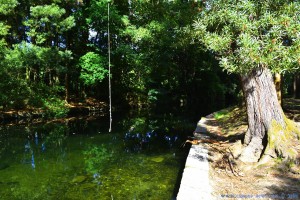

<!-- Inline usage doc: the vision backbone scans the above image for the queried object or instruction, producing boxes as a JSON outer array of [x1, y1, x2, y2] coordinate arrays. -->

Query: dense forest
[[1, 0, 300, 162], [0, 0, 241, 118], [2, 2, 300, 199]]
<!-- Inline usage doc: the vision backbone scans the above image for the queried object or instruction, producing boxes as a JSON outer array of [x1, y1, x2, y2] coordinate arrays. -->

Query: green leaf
[[79, 52, 108, 85]]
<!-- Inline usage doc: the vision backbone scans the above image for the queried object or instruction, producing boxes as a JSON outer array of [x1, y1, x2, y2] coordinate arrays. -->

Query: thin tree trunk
[[26, 67, 30, 81], [65, 73, 70, 103], [274, 73, 281, 105], [240, 67, 286, 162], [294, 74, 300, 99]]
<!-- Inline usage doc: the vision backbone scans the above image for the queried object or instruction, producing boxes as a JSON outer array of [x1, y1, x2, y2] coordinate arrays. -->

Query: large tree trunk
[[239, 67, 298, 163]]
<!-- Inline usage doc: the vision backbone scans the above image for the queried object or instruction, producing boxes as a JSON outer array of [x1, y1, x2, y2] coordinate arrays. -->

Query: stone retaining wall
[[177, 117, 214, 200]]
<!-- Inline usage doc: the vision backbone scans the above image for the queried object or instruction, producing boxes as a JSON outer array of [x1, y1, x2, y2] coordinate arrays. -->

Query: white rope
[[108, 1, 112, 132]]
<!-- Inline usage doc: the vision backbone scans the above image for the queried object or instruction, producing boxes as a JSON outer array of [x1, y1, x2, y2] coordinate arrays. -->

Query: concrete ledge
[[177, 144, 214, 200], [194, 117, 208, 133]]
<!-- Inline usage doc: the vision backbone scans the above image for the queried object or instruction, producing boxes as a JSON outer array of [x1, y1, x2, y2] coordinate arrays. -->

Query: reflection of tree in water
[[65, 118, 88, 136], [45, 125, 68, 147], [20, 124, 69, 170], [83, 144, 113, 174], [83, 144, 113, 185], [123, 129, 180, 153], [0, 128, 8, 157], [121, 116, 185, 153]]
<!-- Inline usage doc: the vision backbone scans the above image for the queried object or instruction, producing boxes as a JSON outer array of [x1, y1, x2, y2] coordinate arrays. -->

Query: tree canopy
[[194, 0, 300, 162], [0, 0, 239, 118], [194, 0, 300, 74]]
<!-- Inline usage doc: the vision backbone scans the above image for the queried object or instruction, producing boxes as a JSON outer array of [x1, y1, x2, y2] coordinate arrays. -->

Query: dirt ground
[[198, 99, 300, 200]]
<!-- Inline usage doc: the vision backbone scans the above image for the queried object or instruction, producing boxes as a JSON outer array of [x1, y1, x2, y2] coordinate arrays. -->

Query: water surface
[[0, 113, 193, 200]]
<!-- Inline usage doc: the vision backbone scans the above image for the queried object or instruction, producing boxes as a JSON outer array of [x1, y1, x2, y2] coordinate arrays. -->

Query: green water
[[0, 113, 193, 200]]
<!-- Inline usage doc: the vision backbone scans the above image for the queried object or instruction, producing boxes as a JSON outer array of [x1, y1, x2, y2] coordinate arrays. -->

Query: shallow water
[[0, 113, 193, 200]]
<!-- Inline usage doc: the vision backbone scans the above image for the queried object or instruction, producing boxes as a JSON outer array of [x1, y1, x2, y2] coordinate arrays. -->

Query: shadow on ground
[[191, 103, 300, 199]]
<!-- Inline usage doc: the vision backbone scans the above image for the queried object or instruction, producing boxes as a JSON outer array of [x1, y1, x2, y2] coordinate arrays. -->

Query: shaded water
[[0, 112, 194, 200]]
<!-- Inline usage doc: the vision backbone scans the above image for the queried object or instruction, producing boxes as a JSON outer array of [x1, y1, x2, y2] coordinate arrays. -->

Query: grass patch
[[214, 109, 231, 120]]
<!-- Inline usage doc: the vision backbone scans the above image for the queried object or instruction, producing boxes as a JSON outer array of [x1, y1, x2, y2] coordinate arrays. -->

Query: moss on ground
[[267, 116, 300, 160]]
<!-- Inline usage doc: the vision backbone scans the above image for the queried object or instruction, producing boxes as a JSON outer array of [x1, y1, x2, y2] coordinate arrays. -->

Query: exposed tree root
[[181, 138, 224, 147]]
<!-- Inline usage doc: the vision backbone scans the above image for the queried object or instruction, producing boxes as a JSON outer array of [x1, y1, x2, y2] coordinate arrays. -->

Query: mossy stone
[[149, 156, 164, 163]]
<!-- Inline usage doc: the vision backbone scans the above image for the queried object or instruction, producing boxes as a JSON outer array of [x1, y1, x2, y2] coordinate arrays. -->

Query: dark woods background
[[0, 0, 294, 119]]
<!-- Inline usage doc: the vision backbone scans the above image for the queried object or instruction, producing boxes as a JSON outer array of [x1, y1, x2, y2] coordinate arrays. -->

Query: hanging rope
[[108, 0, 112, 132]]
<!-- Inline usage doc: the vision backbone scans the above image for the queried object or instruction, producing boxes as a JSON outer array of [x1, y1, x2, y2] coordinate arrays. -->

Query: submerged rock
[[71, 176, 87, 184], [149, 156, 164, 163]]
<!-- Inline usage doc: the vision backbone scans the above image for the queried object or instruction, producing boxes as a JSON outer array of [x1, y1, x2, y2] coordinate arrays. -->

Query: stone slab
[[177, 144, 214, 200]]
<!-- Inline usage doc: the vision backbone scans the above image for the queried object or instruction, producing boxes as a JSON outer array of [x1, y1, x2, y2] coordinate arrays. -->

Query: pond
[[0, 112, 194, 200]]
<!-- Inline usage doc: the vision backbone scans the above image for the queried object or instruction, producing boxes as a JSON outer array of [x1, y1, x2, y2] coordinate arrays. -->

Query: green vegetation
[[193, 0, 300, 161], [213, 109, 231, 120], [79, 52, 108, 86], [0, 0, 299, 162], [0, 0, 240, 118], [83, 144, 113, 174]]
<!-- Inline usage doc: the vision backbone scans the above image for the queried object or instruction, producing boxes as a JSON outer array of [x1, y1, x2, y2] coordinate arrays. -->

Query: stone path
[[177, 117, 214, 200]]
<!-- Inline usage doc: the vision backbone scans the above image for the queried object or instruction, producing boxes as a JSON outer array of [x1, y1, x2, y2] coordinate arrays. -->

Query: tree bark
[[65, 73, 70, 103], [240, 67, 286, 162], [294, 74, 300, 99], [274, 73, 281, 105]]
